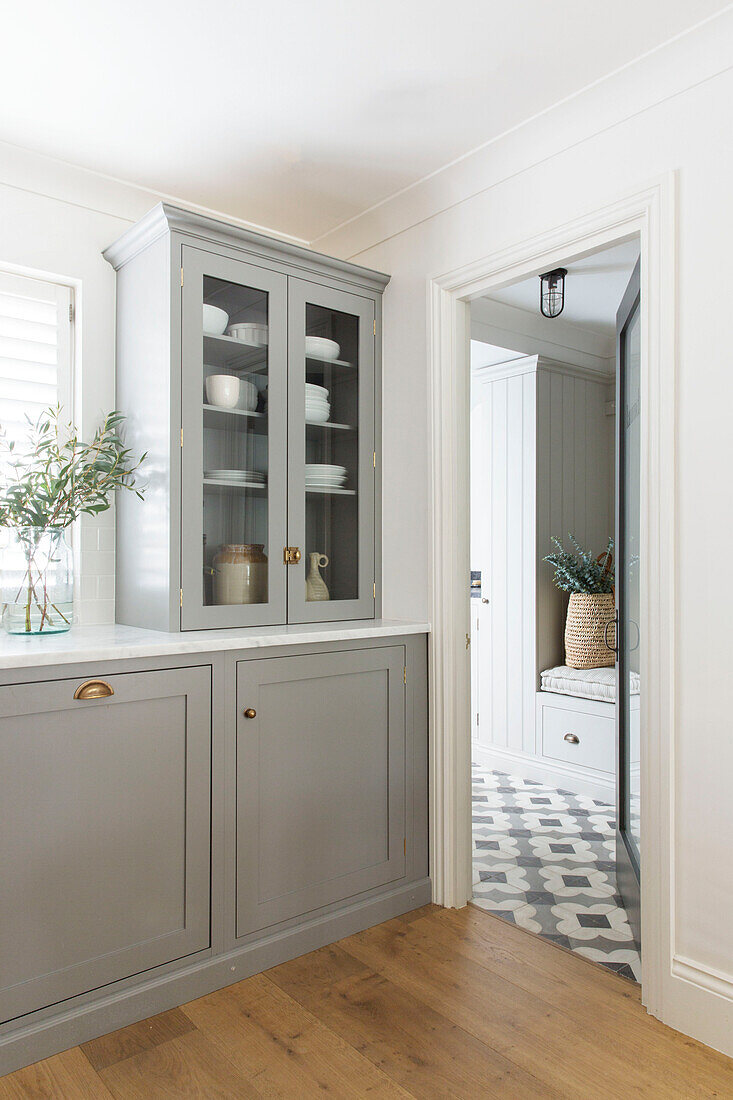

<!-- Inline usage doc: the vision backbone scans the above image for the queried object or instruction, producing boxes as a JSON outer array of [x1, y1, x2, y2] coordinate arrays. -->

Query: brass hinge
[[465, 633, 471, 650], [403, 666, 407, 685], [373, 319, 376, 336], [180, 588, 183, 608], [476, 712, 480, 725], [180, 427, 184, 447], [69, 303, 74, 323], [180, 267, 184, 287], [373, 451, 376, 468], [373, 581, 376, 599]]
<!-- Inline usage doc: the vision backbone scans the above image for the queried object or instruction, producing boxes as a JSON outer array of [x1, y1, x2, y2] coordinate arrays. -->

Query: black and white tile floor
[[472, 765, 641, 982]]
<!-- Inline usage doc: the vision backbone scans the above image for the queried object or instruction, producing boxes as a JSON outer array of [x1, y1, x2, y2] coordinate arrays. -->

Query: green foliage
[[543, 534, 614, 594], [0, 406, 146, 530]]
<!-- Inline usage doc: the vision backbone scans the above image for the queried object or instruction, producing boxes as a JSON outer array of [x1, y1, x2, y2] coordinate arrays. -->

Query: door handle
[[74, 679, 114, 701], [604, 612, 619, 655]]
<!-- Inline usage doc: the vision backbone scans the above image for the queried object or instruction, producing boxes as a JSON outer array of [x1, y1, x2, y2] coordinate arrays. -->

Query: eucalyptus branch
[[0, 406, 146, 530], [543, 534, 614, 594]]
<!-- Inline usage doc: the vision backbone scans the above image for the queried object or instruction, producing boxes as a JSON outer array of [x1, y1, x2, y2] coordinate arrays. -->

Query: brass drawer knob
[[74, 679, 114, 701], [243, 708, 257, 719], [563, 733, 580, 744]]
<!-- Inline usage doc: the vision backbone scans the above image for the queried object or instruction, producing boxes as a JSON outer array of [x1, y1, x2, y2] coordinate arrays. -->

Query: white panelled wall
[[315, 8, 733, 1055], [470, 356, 612, 775]]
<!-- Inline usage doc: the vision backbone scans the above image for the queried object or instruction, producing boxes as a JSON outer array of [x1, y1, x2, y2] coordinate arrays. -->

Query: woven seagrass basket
[[564, 592, 616, 669]]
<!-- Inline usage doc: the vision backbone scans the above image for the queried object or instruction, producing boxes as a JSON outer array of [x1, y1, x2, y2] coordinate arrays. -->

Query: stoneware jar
[[213, 544, 267, 605]]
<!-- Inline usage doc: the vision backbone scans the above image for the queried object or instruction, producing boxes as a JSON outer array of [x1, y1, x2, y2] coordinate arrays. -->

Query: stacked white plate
[[305, 463, 347, 489], [204, 469, 265, 486], [305, 382, 330, 424]]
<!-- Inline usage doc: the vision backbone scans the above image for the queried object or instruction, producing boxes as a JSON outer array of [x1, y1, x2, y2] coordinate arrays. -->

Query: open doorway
[[469, 238, 641, 981]]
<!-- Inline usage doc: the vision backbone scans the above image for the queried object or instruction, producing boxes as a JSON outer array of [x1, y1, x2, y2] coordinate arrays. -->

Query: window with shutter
[[0, 269, 73, 469]]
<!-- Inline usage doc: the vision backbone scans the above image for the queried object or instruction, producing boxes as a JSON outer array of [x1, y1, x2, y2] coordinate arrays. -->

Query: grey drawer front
[[0, 667, 211, 1023], [236, 646, 406, 936]]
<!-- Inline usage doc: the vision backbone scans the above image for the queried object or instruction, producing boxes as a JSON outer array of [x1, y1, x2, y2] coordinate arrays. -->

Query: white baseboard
[[472, 741, 615, 802]]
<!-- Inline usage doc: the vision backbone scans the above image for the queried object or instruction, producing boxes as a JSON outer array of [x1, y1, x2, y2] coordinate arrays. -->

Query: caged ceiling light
[[539, 267, 567, 318]]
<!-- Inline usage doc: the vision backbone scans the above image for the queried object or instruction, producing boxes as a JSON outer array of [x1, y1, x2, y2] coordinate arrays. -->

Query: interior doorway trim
[[427, 175, 676, 1021]]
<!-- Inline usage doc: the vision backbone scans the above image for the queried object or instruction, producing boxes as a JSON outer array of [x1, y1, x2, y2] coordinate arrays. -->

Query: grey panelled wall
[[0, 666, 211, 1024], [104, 204, 389, 632], [0, 632, 429, 1077], [235, 646, 405, 935]]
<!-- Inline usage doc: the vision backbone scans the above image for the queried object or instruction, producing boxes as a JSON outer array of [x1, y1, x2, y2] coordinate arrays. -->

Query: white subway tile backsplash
[[96, 575, 115, 601], [97, 528, 116, 553], [79, 576, 99, 601], [77, 512, 116, 625]]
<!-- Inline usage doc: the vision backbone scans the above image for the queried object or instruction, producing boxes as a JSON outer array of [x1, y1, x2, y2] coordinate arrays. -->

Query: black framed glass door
[[615, 257, 641, 946]]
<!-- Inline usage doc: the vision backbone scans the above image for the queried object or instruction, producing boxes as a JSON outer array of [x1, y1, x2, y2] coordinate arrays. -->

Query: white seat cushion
[[540, 665, 640, 702]]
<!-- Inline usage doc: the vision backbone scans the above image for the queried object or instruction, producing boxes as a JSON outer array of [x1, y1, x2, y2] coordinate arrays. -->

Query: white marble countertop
[[0, 619, 430, 670]]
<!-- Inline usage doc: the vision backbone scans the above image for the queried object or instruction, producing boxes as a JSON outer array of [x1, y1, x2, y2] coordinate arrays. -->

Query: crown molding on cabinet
[[472, 352, 612, 386], [104, 202, 390, 294]]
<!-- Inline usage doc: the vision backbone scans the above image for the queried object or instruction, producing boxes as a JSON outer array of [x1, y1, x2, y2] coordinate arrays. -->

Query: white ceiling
[[1, 1, 728, 241], [487, 239, 640, 338]]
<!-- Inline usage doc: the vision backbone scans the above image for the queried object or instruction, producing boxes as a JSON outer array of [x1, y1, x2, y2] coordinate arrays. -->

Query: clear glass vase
[[1, 526, 74, 634]]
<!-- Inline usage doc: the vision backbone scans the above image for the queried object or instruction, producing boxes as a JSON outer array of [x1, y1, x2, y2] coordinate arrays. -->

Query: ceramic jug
[[305, 552, 330, 601]]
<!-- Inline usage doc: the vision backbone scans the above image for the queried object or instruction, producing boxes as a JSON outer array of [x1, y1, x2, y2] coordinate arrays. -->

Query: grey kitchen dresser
[[0, 622, 429, 1075], [0, 208, 431, 1074]]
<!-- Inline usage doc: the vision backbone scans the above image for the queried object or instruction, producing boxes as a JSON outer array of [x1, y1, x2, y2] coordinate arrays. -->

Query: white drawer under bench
[[535, 691, 616, 800]]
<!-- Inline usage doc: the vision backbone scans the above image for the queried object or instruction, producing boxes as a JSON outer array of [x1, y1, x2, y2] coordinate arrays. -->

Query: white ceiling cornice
[[316, 5, 733, 258]]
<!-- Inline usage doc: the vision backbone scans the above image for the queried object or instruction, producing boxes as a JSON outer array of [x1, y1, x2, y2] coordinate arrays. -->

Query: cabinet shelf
[[305, 354, 355, 370], [203, 404, 267, 433], [305, 486, 356, 496], [203, 334, 268, 373], [305, 419, 354, 432], [203, 478, 267, 492]]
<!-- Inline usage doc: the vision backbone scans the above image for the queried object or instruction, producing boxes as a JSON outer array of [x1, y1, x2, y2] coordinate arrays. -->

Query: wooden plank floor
[[2, 905, 732, 1098]]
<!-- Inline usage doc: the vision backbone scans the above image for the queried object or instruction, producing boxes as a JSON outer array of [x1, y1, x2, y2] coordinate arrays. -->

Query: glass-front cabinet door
[[180, 247, 287, 629], [286, 280, 375, 622]]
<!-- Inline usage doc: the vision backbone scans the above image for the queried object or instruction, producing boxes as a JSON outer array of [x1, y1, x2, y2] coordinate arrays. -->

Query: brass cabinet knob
[[243, 708, 257, 719], [292, 548, 301, 563], [563, 733, 580, 744], [74, 679, 114, 701]]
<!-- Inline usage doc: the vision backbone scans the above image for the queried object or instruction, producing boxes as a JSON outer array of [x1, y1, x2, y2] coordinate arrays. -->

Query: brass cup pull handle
[[243, 708, 257, 719], [563, 733, 580, 745], [74, 679, 114, 701]]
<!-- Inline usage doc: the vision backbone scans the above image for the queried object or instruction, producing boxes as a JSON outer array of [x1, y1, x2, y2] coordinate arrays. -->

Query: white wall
[[0, 143, 300, 624], [314, 10, 733, 1054]]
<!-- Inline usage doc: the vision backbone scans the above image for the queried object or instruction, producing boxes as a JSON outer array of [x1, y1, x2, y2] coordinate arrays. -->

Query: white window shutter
[[0, 270, 73, 457]]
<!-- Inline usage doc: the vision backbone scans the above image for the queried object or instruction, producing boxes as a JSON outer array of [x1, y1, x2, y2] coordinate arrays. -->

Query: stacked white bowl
[[305, 382, 330, 423]]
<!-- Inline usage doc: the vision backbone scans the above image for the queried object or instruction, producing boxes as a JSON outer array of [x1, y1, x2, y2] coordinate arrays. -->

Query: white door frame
[[427, 174, 676, 1019]]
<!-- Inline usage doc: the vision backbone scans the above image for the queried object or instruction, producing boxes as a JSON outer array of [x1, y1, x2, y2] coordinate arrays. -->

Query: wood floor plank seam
[[333, 938, 564, 1097], [181, 973, 418, 1099], [260, 969, 552, 1100], [335, 920, 727, 1099]]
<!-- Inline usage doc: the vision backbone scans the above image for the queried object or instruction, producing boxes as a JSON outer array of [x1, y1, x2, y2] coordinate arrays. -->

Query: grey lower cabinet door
[[0, 667, 211, 1024], [236, 647, 406, 937]]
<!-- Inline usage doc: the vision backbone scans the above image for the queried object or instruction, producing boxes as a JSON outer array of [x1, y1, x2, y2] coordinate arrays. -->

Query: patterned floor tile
[[471, 766, 641, 982]]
